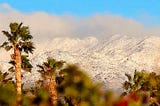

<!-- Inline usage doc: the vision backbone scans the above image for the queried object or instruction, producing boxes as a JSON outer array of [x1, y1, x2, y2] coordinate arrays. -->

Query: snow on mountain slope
[[1, 35, 160, 92], [34, 37, 98, 54]]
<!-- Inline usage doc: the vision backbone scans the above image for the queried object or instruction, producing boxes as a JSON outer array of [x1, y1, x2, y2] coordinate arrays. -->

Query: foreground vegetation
[[0, 22, 160, 106]]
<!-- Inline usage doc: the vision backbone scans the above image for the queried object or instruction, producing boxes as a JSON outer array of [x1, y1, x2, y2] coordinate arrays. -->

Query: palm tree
[[37, 57, 65, 105], [0, 22, 35, 96]]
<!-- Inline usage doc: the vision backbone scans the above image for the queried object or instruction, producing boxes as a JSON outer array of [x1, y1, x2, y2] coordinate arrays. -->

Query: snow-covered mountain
[[1, 35, 160, 92]]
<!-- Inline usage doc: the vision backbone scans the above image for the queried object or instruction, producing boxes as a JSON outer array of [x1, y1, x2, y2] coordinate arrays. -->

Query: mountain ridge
[[1, 35, 160, 91]]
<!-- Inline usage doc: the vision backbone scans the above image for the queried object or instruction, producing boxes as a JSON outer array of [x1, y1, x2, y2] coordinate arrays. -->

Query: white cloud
[[0, 3, 160, 60], [1, 3, 160, 40]]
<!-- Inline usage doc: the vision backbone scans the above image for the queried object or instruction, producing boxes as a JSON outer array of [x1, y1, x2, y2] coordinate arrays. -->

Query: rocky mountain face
[[1, 35, 160, 92]]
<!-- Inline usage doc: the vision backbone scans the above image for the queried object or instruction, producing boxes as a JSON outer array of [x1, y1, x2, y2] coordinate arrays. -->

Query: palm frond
[[123, 81, 132, 90], [4, 45, 12, 51], [54, 61, 65, 69], [9, 23, 19, 43], [2, 72, 9, 79], [2, 31, 11, 39], [0, 41, 13, 51], [8, 60, 16, 66], [18, 22, 23, 30], [47, 57, 56, 67], [20, 26, 33, 41], [8, 36, 16, 44], [19, 41, 35, 54], [37, 64, 45, 71], [0, 41, 9, 48], [37, 65, 46, 76], [10, 22, 19, 34], [3, 78, 13, 83], [43, 62, 49, 68], [23, 68, 32, 72], [0, 72, 12, 85], [8, 67, 15, 72], [125, 73, 132, 81], [21, 55, 33, 72], [37, 69, 46, 75]]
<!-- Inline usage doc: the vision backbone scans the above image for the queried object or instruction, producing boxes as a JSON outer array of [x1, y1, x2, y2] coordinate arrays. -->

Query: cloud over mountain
[[1, 3, 160, 40], [1, 3, 160, 60]]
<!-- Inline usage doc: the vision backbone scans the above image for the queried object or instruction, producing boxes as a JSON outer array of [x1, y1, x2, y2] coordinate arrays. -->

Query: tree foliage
[[57, 65, 104, 106], [123, 70, 160, 105]]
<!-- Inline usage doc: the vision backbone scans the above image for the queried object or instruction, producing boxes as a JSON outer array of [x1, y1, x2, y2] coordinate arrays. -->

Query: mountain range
[[1, 35, 160, 92]]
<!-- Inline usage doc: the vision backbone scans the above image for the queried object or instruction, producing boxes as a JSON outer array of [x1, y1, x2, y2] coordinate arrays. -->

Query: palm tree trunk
[[14, 44, 22, 105], [49, 76, 57, 106]]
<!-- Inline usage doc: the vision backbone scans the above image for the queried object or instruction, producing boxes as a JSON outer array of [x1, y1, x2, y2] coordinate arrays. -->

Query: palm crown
[[37, 57, 65, 78], [0, 22, 34, 53]]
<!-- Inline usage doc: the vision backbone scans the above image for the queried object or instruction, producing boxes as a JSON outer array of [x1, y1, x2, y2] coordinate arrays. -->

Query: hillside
[[1, 35, 160, 92]]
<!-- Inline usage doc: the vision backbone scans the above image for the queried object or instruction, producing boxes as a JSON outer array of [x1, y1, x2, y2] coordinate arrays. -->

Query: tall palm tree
[[0, 22, 35, 96], [37, 57, 65, 106]]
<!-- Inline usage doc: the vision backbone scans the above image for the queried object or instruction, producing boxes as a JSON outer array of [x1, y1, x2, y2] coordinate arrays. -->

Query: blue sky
[[0, 0, 160, 26], [0, 0, 159, 16]]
